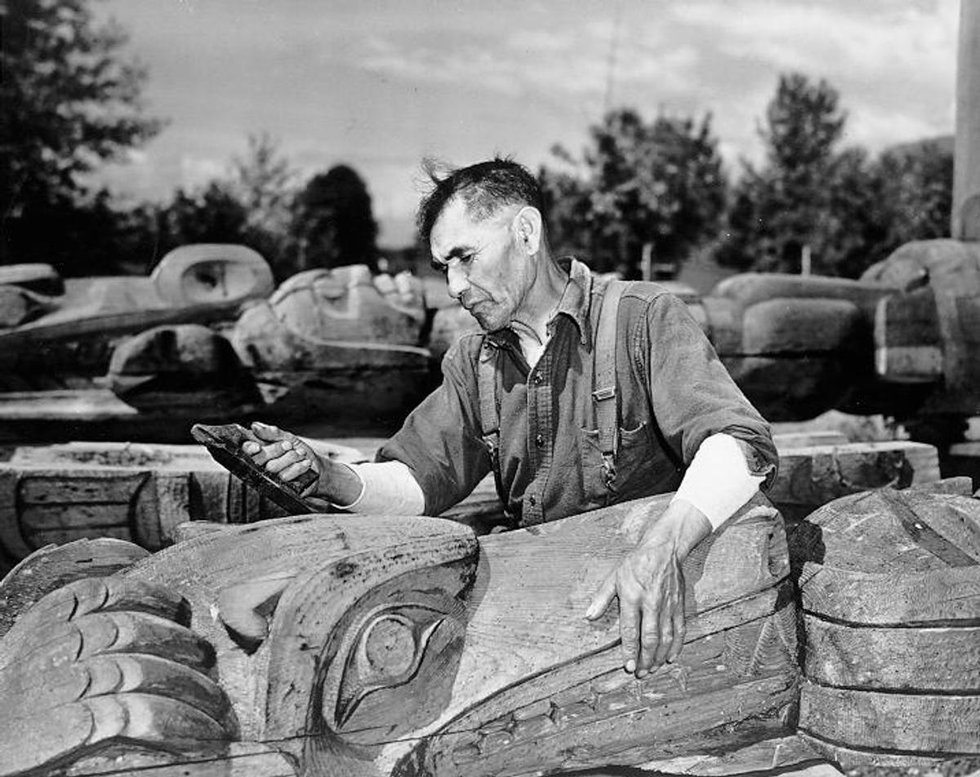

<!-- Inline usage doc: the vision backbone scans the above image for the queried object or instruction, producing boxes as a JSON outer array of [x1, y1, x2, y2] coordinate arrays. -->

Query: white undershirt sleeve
[[330, 460, 426, 515], [670, 433, 765, 530]]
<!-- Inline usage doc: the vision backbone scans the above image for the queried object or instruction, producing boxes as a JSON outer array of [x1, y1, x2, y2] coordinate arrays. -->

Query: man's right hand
[[240, 422, 364, 511], [242, 421, 323, 493]]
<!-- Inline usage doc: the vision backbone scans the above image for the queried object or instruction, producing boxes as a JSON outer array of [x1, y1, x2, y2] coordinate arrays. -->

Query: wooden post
[[953, 0, 980, 240]]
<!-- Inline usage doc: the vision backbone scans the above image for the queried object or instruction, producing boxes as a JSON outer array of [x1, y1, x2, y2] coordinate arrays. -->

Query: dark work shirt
[[379, 257, 777, 526]]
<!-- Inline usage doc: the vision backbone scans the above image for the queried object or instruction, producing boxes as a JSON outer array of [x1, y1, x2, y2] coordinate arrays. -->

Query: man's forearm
[[670, 433, 765, 531], [314, 459, 426, 515]]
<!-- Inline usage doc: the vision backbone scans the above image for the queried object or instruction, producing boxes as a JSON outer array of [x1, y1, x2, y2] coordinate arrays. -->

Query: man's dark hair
[[416, 157, 544, 247]]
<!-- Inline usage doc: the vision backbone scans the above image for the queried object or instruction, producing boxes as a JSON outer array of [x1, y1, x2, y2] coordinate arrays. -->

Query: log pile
[[793, 483, 980, 769]]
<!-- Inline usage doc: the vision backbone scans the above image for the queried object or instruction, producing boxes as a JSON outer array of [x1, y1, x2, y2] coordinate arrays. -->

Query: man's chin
[[468, 307, 501, 332]]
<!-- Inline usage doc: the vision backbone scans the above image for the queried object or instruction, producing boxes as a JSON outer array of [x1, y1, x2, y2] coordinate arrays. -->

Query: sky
[[92, 0, 961, 247]]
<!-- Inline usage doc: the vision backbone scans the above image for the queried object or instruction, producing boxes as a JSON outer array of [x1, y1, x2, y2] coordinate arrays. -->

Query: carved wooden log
[[229, 268, 433, 434], [860, 239, 980, 421], [0, 263, 63, 295], [794, 486, 980, 768], [106, 324, 265, 414], [0, 437, 942, 573], [0, 440, 364, 572], [0, 493, 799, 776], [0, 245, 273, 380], [770, 439, 941, 523]]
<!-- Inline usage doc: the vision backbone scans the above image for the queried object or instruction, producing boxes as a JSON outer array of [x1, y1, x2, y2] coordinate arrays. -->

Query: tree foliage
[[1, 0, 163, 268], [874, 141, 953, 248], [290, 165, 379, 273], [541, 108, 727, 276], [715, 73, 952, 278], [716, 73, 848, 274]]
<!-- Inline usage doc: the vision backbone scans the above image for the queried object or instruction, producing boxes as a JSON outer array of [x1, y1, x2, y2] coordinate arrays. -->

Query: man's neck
[[509, 253, 569, 345]]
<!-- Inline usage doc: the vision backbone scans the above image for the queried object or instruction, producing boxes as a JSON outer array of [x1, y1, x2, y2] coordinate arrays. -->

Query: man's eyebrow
[[432, 244, 477, 265]]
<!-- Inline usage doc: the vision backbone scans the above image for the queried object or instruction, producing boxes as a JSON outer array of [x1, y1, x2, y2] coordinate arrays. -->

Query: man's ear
[[514, 207, 543, 255]]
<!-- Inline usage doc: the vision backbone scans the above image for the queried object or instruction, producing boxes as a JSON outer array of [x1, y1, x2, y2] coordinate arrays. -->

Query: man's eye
[[430, 260, 448, 275]]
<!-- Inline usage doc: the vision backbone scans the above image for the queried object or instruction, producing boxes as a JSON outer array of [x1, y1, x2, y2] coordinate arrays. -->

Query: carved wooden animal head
[[1, 496, 798, 776]]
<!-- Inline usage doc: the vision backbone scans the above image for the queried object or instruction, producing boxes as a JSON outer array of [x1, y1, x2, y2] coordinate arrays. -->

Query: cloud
[[672, 1, 956, 90], [179, 155, 227, 190], [92, 0, 960, 238]]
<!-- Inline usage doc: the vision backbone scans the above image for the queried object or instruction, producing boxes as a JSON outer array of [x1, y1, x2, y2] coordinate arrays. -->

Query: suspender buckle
[[592, 386, 616, 402], [601, 452, 617, 490]]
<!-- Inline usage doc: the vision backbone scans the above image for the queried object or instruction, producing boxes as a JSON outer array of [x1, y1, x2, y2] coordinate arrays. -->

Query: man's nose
[[446, 264, 469, 300]]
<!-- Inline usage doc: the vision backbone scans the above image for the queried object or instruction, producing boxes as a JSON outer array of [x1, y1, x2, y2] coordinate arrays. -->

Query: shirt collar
[[485, 256, 595, 350], [552, 256, 594, 347]]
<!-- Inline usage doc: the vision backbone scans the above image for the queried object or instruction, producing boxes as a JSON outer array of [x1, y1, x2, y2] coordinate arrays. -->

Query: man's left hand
[[585, 500, 712, 677]]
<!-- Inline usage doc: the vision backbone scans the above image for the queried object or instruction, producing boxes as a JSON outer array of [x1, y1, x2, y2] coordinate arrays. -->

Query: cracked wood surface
[[795, 486, 980, 767], [0, 494, 799, 776]]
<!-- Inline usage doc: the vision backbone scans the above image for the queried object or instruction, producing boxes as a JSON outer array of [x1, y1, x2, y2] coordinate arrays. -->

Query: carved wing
[[0, 576, 238, 775]]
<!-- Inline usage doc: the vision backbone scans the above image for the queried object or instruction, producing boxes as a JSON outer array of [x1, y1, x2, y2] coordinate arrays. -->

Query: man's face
[[429, 197, 532, 332]]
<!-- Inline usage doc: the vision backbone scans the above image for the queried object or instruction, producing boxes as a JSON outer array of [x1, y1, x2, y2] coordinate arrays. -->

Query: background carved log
[[0, 436, 943, 573], [794, 486, 980, 768], [0, 440, 364, 573]]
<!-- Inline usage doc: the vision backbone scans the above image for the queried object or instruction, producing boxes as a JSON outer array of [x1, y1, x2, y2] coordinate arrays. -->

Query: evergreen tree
[[1, 0, 163, 269], [290, 165, 379, 273], [716, 73, 847, 274]]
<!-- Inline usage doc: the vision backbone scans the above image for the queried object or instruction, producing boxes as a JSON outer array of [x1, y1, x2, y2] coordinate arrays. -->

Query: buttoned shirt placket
[[522, 322, 558, 525]]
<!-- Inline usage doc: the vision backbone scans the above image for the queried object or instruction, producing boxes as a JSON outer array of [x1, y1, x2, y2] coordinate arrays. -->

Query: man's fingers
[[653, 601, 675, 667], [244, 438, 294, 465], [264, 448, 304, 475], [618, 596, 640, 673], [250, 421, 285, 442], [636, 601, 662, 676], [584, 573, 616, 621], [278, 459, 313, 483], [667, 603, 687, 663]]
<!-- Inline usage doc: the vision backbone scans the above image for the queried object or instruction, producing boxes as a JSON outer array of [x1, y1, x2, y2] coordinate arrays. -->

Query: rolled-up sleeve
[[376, 335, 492, 515], [642, 292, 778, 489]]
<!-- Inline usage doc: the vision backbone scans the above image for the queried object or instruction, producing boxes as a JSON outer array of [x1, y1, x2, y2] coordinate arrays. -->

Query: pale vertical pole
[[641, 242, 653, 281], [801, 244, 812, 275], [953, 0, 980, 240]]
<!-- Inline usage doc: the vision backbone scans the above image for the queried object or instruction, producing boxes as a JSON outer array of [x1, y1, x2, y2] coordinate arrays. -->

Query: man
[[242, 158, 777, 679]]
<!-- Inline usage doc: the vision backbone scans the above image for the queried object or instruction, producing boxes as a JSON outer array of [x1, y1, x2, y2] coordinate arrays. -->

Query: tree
[[290, 165, 379, 273], [717, 74, 954, 278], [158, 183, 250, 248], [1, 0, 163, 268], [874, 140, 953, 248], [225, 133, 298, 278], [716, 73, 848, 274], [228, 134, 296, 243], [542, 108, 727, 276]]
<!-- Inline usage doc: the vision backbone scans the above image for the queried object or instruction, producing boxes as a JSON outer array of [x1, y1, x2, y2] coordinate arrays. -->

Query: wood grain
[[796, 487, 980, 766], [799, 682, 980, 754]]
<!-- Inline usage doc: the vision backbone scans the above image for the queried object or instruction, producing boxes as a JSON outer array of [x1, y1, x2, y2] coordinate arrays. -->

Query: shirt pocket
[[579, 422, 656, 507]]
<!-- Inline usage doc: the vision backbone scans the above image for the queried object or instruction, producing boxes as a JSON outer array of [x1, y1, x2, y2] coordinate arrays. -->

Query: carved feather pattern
[[0, 576, 237, 776]]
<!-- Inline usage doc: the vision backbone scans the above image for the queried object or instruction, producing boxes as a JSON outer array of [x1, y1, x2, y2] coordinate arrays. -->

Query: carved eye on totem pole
[[292, 559, 474, 752], [248, 517, 479, 773], [332, 602, 460, 736]]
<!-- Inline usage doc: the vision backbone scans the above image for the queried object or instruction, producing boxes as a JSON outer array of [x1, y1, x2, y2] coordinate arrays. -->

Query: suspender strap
[[477, 338, 510, 518], [593, 280, 628, 488]]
